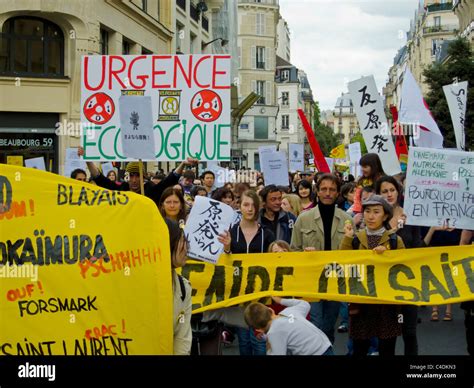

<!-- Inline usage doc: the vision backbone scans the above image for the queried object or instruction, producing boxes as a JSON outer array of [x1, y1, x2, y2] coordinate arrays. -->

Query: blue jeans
[[236, 327, 266, 355], [339, 303, 349, 327], [310, 301, 340, 344]]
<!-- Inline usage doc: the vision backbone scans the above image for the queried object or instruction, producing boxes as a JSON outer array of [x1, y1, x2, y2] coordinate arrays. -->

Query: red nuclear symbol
[[191, 90, 222, 122], [83, 93, 115, 125]]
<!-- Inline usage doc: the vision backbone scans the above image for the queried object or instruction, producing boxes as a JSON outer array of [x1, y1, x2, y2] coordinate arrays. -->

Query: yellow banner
[[0, 165, 173, 355], [180, 246, 474, 313], [330, 144, 346, 159]]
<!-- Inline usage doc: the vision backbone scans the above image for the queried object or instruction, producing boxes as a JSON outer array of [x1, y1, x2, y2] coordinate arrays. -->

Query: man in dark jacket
[[259, 185, 296, 244], [79, 147, 197, 208]]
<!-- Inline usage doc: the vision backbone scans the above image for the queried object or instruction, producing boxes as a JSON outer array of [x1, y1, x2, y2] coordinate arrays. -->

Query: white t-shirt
[[267, 299, 331, 355]]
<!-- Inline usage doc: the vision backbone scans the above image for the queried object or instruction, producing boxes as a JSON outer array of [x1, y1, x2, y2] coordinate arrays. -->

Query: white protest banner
[[184, 196, 235, 264], [101, 162, 115, 178], [443, 81, 468, 151], [258, 145, 277, 155], [404, 147, 474, 229], [24, 157, 46, 171], [348, 76, 400, 176], [119, 95, 155, 160], [324, 157, 334, 172], [288, 143, 304, 172], [81, 55, 231, 161], [64, 148, 87, 178], [260, 151, 289, 187], [349, 142, 362, 177]]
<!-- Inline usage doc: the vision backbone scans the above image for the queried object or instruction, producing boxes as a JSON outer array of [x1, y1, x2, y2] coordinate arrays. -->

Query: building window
[[431, 39, 442, 56], [434, 16, 441, 28], [282, 115, 289, 129], [281, 91, 289, 106], [122, 39, 130, 55], [190, 33, 197, 54], [142, 0, 147, 12], [281, 69, 290, 81], [256, 81, 265, 105], [256, 46, 265, 69], [0, 17, 64, 77], [254, 152, 260, 171], [256, 13, 265, 35], [100, 28, 109, 55], [255, 117, 268, 139]]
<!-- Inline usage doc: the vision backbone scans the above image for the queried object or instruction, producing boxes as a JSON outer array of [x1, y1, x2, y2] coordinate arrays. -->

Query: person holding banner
[[228, 190, 275, 355], [290, 174, 353, 344], [165, 218, 192, 355], [78, 146, 197, 207], [341, 195, 405, 356]]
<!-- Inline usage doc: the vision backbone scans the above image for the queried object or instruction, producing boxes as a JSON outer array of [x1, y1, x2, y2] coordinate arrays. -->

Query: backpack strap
[[389, 233, 398, 250], [178, 274, 186, 301]]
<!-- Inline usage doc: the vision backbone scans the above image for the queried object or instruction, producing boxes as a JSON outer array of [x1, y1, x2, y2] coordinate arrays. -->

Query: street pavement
[[221, 303, 468, 355]]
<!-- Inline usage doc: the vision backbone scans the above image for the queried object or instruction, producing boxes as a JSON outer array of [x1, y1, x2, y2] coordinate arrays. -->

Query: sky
[[279, 0, 421, 110]]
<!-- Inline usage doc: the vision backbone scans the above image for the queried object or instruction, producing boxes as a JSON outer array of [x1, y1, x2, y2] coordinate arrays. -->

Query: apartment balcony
[[423, 24, 459, 34], [426, 2, 453, 13], [238, 0, 279, 6]]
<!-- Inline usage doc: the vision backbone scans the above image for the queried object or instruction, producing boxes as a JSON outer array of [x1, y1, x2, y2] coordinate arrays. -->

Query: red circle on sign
[[83, 93, 115, 125], [190, 90, 222, 122]]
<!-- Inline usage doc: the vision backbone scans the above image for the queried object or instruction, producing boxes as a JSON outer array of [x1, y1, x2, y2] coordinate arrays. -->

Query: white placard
[[348, 75, 400, 176], [348, 142, 362, 177], [184, 196, 235, 264], [24, 157, 46, 171], [260, 151, 289, 187], [64, 148, 87, 178], [324, 157, 334, 172], [119, 95, 155, 160], [101, 162, 115, 178], [404, 147, 474, 229], [288, 143, 304, 172], [81, 55, 231, 161], [443, 81, 468, 151]]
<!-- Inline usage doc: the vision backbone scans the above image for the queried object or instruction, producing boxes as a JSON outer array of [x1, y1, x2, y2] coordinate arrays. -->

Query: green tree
[[423, 38, 473, 150], [350, 132, 367, 154], [312, 102, 339, 155]]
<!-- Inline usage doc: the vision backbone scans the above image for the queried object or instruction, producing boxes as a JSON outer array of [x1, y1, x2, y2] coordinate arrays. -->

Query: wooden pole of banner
[[139, 159, 145, 195]]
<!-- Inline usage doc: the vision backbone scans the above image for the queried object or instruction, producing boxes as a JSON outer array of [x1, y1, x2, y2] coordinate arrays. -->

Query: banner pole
[[139, 159, 145, 195]]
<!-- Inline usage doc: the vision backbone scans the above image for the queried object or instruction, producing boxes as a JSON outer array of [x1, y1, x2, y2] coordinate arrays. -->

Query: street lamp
[[202, 38, 228, 48]]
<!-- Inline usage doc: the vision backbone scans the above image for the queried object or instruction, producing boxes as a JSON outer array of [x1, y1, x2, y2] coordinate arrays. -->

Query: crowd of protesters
[[72, 150, 473, 357]]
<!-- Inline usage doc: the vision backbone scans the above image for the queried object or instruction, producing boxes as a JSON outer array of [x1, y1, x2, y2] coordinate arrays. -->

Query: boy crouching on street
[[244, 296, 333, 355]]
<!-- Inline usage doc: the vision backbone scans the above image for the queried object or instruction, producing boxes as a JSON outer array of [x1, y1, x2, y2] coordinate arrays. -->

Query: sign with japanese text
[[289, 143, 304, 172], [404, 147, 474, 229], [118, 95, 155, 160], [348, 76, 400, 176], [184, 196, 234, 265], [81, 55, 231, 161]]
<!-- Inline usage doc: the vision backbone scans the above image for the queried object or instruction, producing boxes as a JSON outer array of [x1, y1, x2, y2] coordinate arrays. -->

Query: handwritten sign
[[81, 55, 231, 161], [24, 157, 46, 171], [260, 151, 289, 187], [0, 165, 173, 354], [184, 196, 234, 264], [118, 95, 155, 159], [348, 142, 361, 177], [348, 76, 400, 176], [64, 148, 87, 178], [288, 143, 304, 172], [404, 147, 474, 229], [443, 81, 468, 151]]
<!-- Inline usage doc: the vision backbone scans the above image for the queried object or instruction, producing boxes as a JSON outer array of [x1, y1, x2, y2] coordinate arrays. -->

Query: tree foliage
[[423, 38, 473, 150]]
